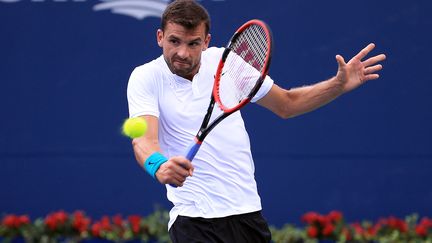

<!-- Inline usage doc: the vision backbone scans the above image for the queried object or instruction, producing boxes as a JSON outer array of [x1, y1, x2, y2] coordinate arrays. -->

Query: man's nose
[[176, 45, 189, 59]]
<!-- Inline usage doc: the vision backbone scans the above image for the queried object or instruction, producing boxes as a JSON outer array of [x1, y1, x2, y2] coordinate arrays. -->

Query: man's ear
[[203, 33, 211, 51], [157, 29, 163, 47]]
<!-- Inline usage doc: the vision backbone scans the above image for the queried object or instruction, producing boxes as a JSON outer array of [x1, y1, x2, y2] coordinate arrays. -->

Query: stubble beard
[[165, 56, 200, 80]]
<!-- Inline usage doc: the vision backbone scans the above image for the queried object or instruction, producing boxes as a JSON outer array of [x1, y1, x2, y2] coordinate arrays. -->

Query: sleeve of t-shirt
[[127, 66, 160, 118], [251, 75, 274, 103]]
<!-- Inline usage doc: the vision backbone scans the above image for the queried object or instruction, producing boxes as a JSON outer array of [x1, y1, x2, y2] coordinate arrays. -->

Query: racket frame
[[194, 19, 273, 143], [213, 19, 273, 115]]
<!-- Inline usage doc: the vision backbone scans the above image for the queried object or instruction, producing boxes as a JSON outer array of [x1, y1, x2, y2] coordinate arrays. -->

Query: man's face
[[157, 22, 211, 80]]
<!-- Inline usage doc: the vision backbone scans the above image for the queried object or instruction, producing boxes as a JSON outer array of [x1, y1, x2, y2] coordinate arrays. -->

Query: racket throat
[[195, 131, 205, 144], [196, 112, 228, 143]]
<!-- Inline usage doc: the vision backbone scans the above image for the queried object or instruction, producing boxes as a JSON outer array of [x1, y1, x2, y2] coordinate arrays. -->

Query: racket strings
[[219, 24, 269, 108], [236, 25, 268, 70]]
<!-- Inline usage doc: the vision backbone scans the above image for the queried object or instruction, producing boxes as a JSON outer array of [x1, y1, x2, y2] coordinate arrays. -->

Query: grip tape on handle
[[169, 141, 201, 188]]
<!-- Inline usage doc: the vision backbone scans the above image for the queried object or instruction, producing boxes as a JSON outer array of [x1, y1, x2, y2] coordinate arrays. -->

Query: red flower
[[73, 211, 85, 219], [113, 214, 123, 227], [328, 211, 343, 223], [322, 223, 335, 237], [100, 216, 112, 231], [387, 216, 408, 232], [316, 214, 328, 225], [419, 217, 432, 228], [45, 211, 69, 230], [18, 215, 30, 225], [307, 226, 318, 238], [416, 225, 428, 237], [2, 214, 30, 228], [45, 215, 57, 230], [2, 215, 18, 228], [91, 216, 114, 237], [351, 223, 363, 234], [54, 211, 68, 224], [128, 215, 141, 234], [72, 211, 91, 233], [302, 212, 320, 224], [368, 224, 379, 236], [91, 222, 102, 237]]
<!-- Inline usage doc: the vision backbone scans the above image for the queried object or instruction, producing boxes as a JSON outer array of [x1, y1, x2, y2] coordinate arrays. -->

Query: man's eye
[[170, 39, 179, 44]]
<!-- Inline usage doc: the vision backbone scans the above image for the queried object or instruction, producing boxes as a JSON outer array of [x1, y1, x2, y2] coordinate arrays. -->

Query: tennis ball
[[122, 117, 148, 139]]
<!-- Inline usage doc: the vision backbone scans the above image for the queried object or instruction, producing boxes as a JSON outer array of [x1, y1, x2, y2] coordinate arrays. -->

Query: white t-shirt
[[127, 47, 274, 229]]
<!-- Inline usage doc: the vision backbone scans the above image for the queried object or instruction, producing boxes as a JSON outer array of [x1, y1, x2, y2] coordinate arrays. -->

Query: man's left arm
[[257, 43, 386, 118]]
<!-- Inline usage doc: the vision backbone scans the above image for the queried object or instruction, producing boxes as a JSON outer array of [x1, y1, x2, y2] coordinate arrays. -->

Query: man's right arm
[[131, 115, 193, 187]]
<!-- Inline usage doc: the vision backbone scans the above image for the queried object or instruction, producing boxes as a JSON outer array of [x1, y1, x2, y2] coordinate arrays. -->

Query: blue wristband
[[144, 152, 168, 179]]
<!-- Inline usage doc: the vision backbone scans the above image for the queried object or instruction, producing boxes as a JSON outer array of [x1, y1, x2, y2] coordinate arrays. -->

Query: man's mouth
[[173, 59, 190, 66]]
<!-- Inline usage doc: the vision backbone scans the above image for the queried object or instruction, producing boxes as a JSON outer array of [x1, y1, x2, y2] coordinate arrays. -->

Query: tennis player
[[127, 0, 386, 242]]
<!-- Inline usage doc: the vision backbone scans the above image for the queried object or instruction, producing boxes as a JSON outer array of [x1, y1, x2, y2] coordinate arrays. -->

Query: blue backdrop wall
[[1, 0, 431, 227]]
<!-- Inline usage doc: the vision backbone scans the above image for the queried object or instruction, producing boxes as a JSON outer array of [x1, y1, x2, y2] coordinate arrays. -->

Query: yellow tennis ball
[[122, 117, 148, 139]]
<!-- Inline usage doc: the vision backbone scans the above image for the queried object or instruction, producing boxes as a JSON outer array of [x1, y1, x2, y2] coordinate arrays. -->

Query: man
[[127, 0, 386, 242]]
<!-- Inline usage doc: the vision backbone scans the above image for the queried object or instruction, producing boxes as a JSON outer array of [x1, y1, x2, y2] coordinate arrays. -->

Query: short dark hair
[[161, 0, 210, 35]]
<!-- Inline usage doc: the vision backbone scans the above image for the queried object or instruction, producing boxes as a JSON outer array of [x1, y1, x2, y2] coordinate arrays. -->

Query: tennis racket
[[185, 19, 273, 162]]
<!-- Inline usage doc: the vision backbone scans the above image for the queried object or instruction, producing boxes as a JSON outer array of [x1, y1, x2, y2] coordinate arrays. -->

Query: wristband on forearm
[[144, 152, 168, 179]]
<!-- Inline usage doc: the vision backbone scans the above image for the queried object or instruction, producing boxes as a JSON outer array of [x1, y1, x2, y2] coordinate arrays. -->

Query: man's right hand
[[155, 156, 194, 187]]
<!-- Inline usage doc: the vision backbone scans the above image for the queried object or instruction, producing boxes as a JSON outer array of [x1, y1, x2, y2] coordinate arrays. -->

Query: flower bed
[[1, 210, 431, 242], [271, 211, 432, 242]]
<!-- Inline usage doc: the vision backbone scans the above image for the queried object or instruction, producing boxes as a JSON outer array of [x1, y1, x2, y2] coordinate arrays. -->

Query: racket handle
[[185, 141, 201, 161], [169, 141, 202, 188]]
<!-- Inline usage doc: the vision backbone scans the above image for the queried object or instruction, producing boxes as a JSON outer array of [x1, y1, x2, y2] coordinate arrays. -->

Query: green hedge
[[1, 210, 431, 243]]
